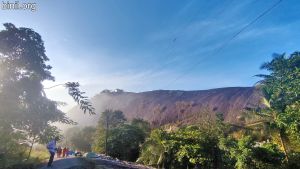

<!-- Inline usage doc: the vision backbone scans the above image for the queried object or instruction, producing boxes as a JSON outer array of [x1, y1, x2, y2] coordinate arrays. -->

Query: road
[[90, 158, 154, 169], [39, 157, 154, 169], [39, 157, 93, 169]]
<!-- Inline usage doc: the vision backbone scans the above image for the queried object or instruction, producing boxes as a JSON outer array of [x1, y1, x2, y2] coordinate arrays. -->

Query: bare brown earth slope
[[67, 87, 262, 126]]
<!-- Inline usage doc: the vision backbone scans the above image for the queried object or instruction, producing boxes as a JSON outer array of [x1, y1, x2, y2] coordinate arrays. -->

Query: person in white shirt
[[46, 136, 59, 167]]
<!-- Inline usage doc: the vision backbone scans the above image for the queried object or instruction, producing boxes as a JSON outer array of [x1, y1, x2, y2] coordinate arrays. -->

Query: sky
[[1, 0, 300, 111]]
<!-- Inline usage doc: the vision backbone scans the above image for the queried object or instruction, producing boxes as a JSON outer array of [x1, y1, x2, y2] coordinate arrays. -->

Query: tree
[[139, 113, 229, 169], [0, 127, 27, 168], [219, 136, 285, 169], [93, 115, 148, 161], [220, 136, 256, 169], [131, 118, 151, 135], [0, 23, 71, 159], [68, 126, 96, 152], [137, 129, 167, 168], [254, 52, 300, 162], [107, 124, 146, 161], [0, 23, 94, 164], [93, 109, 126, 155]]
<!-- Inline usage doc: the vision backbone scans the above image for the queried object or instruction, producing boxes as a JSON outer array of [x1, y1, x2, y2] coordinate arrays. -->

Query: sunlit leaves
[[139, 124, 223, 168], [253, 51, 300, 163], [257, 52, 300, 131], [65, 82, 95, 115], [281, 102, 300, 140], [257, 52, 300, 112]]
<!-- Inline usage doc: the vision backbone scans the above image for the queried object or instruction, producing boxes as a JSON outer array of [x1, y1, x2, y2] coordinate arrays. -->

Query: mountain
[[67, 87, 263, 127]]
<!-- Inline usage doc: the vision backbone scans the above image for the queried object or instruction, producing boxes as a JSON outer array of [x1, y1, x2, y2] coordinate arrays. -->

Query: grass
[[0, 145, 49, 169], [30, 149, 49, 162]]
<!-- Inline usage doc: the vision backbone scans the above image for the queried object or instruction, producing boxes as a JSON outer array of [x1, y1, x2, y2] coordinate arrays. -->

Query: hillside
[[67, 87, 263, 126]]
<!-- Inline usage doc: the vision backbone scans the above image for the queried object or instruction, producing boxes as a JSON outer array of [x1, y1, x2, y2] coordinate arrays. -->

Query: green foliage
[[92, 127, 106, 153], [93, 109, 126, 154], [286, 152, 300, 168], [224, 136, 255, 169], [0, 128, 27, 168], [220, 136, 285, 169], [254, 52, 300, 161], [282, 101, 300, 140], [172, 126, 220, 168], [256, 52, 300, 131], [139, 126, 222, 168], [98, 109, 126, 129], [257, 52, 300, 111], [136, 129, 166, 166], [138, 113, 228, 169], [253, 142, 285, 167], [68, 126, 96, 152], [65, 82, 95, 115], [131, 118, 151, 135], [107, 124, 146, 161], [93, 111, 149, 161], [139, 112, 288, 169], [235, 136, 255, 169]]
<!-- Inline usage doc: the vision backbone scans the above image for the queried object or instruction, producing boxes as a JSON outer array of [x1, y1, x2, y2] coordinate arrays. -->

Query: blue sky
[[1, 0, 300, 111]]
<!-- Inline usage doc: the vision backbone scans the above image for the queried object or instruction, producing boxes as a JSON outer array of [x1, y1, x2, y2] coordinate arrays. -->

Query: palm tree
[[249, 52, 300, 162], [137, 129, 169, 168]]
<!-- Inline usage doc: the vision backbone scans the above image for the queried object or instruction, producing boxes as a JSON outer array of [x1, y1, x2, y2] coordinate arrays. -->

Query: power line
[[135, 1, 238, 123], [162, 0, 283, 89], [139, 0, 234, 84], [138, 3, 201, 82], [134, 0, 282, 124]]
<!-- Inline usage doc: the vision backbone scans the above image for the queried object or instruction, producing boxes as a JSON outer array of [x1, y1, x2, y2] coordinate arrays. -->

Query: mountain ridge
[[67, 87, 263, 126]]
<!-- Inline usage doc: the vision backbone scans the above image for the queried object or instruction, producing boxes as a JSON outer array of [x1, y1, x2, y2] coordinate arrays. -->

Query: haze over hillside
[[67, 87, 262, 127]]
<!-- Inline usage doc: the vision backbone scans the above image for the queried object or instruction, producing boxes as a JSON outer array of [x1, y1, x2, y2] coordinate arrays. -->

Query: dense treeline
[[64, 126, 96, 152], [137, 114, 289, 169]]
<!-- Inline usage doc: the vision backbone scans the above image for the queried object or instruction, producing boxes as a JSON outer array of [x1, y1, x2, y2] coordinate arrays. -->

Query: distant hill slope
[[67, 87, 262, 126]]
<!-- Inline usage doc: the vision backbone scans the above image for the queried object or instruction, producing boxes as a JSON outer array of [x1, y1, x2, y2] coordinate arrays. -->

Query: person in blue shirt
[[46, 136, 60, 167]]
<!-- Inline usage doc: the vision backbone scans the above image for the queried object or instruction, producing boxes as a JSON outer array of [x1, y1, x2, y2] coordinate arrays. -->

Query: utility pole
[[105, 114, 109, 155]]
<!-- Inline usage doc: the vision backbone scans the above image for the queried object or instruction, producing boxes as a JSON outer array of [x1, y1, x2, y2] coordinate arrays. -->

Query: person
[[46, 136, 59, 167], [68, 149, 74, 156], [62, 147, 67, 158], [57, 146, 62, 158], [65, 147, 69, 157]]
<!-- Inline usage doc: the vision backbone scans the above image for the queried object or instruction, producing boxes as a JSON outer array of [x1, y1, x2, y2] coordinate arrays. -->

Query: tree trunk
[[27, 138, 35, 160], [105, 116, 109, 155], [279, 129, 289, 163]]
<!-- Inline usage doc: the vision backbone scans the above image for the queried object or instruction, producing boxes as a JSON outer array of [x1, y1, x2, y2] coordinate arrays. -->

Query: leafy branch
[[65, 82, 95, 115], [44, 82, 95, 115]]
